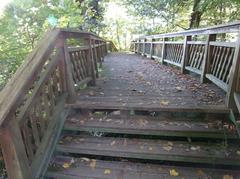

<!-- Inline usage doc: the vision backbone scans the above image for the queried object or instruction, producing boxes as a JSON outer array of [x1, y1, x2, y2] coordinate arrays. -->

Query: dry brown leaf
[[176, 86, 182, 91], [160, 100, 170, 106], [169, 169, 179, 176], [223, 175, 233, 179], [149, 147, 153, 151], [62, 162, 71, 169], [196, 169, 205, 176], [89, 159, 97, 170], [104, 169, 111, 174]]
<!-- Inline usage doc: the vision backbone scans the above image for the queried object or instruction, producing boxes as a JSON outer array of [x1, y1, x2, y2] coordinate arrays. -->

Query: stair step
[[67, 97, 229, 113], [57, 135, 240, 166], [64, 113, 237, 139], [46, 155, 240, 179]]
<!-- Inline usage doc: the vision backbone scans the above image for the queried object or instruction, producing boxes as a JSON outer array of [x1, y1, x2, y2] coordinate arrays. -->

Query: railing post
[[227, 32, 240, 108], [150, 38, 154, 59], [181, 36, 192, 74], [0, 120, 33, 179], [137, 39, 140, 54], [161, 37, 168, 64], [88, 37, 96, 85], [92, 39, 99, 78], [63, 40, 76, 103], [142, 38, 146, 56], [201, 34, 216, 83]]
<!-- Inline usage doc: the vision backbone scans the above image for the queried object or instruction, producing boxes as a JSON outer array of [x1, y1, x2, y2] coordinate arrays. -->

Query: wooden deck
[[72, 52, 226, 111]]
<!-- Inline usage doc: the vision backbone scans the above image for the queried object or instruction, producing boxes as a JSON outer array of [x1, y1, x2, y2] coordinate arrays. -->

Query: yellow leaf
[[104, 169, 111, 174], [89, 159, 97, 170], [223, 175, 233, 179], [62, 162, 71, 169], [169, 169, 179, 176], [160, 100, 170, 106]]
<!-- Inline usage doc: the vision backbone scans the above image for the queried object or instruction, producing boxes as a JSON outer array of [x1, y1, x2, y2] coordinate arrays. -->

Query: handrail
[[0, 28, 116, 179], [134, 21, 240, 39], [131, 21, 240, 111]]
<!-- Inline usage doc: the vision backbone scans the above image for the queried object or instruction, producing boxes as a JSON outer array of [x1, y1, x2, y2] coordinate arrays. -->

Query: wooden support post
[[181, 36, 192, 74], [63, 40, 76, 103], [161, 37, 168, 64], [88, 38, 96, 85], [227, 32, 240, 108], [93, 40, 99, 78], [137, 40, 140, 54], [149, 38, 154, 59], [0, 120, 33, 179], [201, 34, 216, 83], [142, 39, 146, 56]]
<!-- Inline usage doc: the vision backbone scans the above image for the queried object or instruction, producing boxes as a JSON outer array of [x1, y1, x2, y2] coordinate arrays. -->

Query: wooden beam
[[88, 38, 96, 85]]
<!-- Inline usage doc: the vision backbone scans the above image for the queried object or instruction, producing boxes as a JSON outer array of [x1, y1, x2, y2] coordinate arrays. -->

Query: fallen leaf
[[149, 147, 153, 151], [236, 150, 240, 156], [104, 169, 111, 174], [62, 162, 71, 169], [163, 146, 172, 152], [146, 81, 151, 85], [190, 146, 201, 151], [176, 86, 182, 91], [110, 141, 116, 146], [196, 169, 205, 176], [160, 100, 170, 106], [80, 157, 90, 162], [223, 175, 233, 179], [169, 169, 179, 176], [167, 142, 173, 146], [89, 91, 96, 96], [65, 136, 73, 141], [89, 159, 97, 170]]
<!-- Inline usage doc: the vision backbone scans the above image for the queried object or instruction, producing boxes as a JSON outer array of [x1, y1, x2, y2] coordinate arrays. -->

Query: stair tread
[[57, 135, 240, 166], [46, 155, 240, 179], [67, 96, 229, 113], [64, 113, 237, 138]]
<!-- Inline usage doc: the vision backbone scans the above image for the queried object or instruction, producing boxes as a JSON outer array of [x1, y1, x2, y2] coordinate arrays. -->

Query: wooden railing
[[131, 21, 240, 109], [0, 28, 114, 179]]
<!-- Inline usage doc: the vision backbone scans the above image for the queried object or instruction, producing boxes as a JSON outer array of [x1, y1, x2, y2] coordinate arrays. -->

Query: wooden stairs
[[46, 105, 240, 179]]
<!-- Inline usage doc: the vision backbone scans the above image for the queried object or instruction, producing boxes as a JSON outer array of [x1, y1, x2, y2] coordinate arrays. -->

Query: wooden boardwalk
[[72, 52, 226, 111]]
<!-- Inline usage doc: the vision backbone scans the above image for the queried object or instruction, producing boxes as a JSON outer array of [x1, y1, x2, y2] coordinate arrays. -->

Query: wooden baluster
[[62, 40, 76, 102], [161, 37, 168, 64], [201, 34, 216, 83], [181, 36, 192, 74], [0, 119, 33, 179], [227, 32, 240, 108]]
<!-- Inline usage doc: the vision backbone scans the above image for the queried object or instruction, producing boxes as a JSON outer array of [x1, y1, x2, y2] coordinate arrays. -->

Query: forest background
[[0, 0, 240, 90]]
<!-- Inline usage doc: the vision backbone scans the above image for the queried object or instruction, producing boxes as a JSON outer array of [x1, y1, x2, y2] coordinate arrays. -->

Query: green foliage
[[0, 0, 106, 90]]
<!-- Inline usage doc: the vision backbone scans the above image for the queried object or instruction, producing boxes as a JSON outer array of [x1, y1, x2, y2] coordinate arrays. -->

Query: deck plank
[[72, 53, 226, 111], [57, 135, 240, 166], [46, 156, 240, 179], [64, 113, 237, 138]]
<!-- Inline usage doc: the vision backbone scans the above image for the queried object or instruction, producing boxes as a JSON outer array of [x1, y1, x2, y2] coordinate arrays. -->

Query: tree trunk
[[189, 0, 202, 29]]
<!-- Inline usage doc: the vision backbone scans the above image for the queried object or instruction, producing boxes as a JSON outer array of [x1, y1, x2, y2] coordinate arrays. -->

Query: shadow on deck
[[72, 52, 226, 112]]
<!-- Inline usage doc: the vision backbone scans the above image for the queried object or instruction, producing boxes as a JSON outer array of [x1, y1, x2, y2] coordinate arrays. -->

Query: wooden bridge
[[0, 22, 240, 179]]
